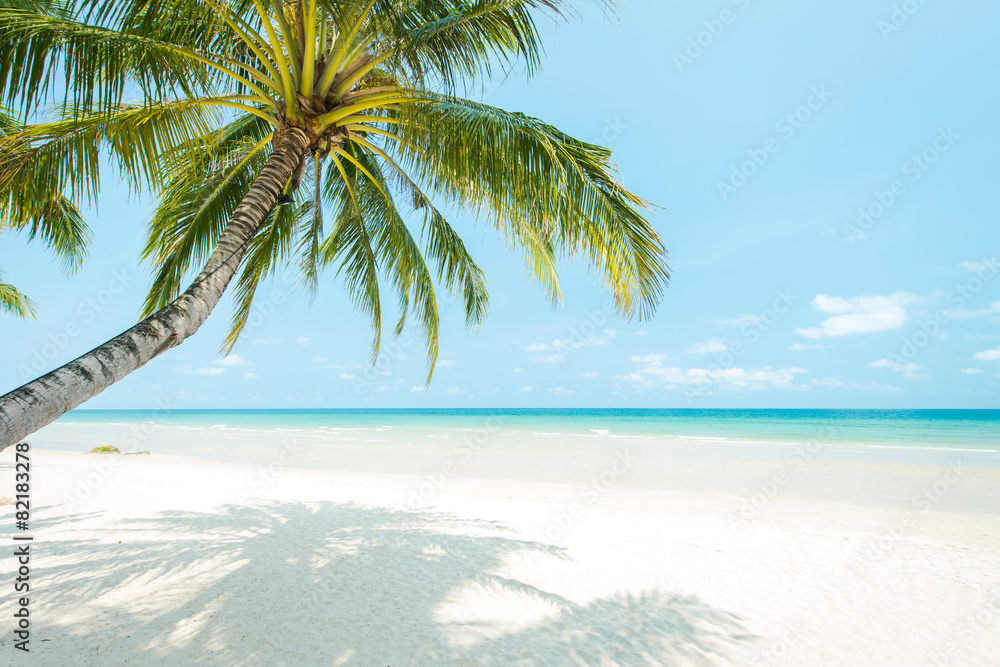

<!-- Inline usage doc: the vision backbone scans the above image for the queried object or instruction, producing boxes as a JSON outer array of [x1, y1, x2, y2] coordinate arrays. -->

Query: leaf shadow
[[32, 500, 756, 666]]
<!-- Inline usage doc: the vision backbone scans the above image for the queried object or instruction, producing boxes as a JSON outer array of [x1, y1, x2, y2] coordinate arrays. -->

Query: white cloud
[[548, 387, 574, 396], [869, 358, 921, 372], [562, 335, 610, 348], [186, 367, 225, 376], [796, 292, 918, 338], [959, 259, 998, 272], [527, 332, 614, 362], [973, 346, 1000, 361], [411, 386, 426, 392], [685, 339, 727, 354], [521, 385, 534, 392], [625, 356, 808, 392], [719, 314, 761, 328], [312, 356, 327, 363], [512, 367, 523, 373], [789, 343, 833, 351], [961, 368, 985, 375], [339, 373, 357, 380], [632, 353, 668, 363], [869, 358, 926, 381], [811, 378, 902, 392], [296, 336, 311, 346], [251, 337, 284, 345], [446, 387, 462, 395], [536, 353, 566, 363], [946, 301, 1000, 319], [634, 330, 650, 336], [243, 372, 258, 379], [214, 354, 248, 367], [437, 359, 456, 367], [583, 372, 599, 378]]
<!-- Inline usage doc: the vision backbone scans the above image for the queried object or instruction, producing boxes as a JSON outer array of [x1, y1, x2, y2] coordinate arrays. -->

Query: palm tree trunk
[[0, 128, 310, 453]]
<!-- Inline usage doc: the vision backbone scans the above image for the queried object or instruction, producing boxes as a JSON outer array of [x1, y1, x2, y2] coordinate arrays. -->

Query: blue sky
[[2, 0, 999, 409]]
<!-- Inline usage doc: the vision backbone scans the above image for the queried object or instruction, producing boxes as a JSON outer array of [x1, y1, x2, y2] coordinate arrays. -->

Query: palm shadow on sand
[[34, 501, 756, 666]]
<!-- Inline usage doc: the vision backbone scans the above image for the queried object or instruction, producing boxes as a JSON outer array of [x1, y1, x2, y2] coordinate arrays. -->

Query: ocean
[[46, 408, 1000, 451]]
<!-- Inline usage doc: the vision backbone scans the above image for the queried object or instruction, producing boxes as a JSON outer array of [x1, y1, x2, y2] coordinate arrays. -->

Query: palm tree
[[0, 0, 669, 452]]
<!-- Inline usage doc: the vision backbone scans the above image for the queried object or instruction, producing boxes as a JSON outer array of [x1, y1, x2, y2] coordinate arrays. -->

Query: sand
[[2, 448, 999, 666]]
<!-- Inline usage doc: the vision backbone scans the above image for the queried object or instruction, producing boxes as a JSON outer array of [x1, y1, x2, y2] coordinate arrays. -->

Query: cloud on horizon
[[622, 355, 809, 392], [869, 358, 927, 381]]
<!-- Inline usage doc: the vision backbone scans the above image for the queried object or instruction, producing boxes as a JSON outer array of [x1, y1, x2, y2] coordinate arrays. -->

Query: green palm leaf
[[141, 113, 275, 314], [0, 0, 215, 113], [0, 0, 667, 414], [0, 272, 37, 319], [392, 94, 668, 320]]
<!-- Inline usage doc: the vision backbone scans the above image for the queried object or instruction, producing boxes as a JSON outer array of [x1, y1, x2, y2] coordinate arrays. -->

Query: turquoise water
[[53, 408, 1000, 451]]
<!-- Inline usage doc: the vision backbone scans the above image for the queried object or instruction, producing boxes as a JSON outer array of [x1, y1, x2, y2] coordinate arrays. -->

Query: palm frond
[[0, 0, 666, 390], [348, 130, 489, 328], [0, 97, 232, 215], [0, 0, 216, 113], [420, 206, 489, 328], [319, 167, 383, 361], [0, 106, 90, 269], [141, 113, 274, 315], [381, 0, 571, 89], [223, 197, 305, 351], [0, 271, 37, 319], [392, 93, 668, 320], [350, 146, 440, 379], [312, 142, 439, 378]]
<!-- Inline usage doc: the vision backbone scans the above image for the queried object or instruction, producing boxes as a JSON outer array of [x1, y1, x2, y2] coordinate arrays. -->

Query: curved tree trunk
[[0, 128, 309, 452]]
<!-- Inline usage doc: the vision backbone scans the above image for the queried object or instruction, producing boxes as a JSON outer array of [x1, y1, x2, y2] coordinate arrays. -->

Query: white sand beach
[[2, 441, 999, 666]]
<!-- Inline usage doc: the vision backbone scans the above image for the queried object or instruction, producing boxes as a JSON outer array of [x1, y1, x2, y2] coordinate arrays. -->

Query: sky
[[2, 0, 999, 409]]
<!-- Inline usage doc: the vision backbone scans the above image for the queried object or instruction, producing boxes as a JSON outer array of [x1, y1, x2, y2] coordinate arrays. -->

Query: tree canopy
[[0, 0, 669, 381]]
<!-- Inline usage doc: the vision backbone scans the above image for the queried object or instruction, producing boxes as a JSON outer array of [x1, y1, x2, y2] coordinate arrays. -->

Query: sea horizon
[[41, 407, 1000, 455]]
